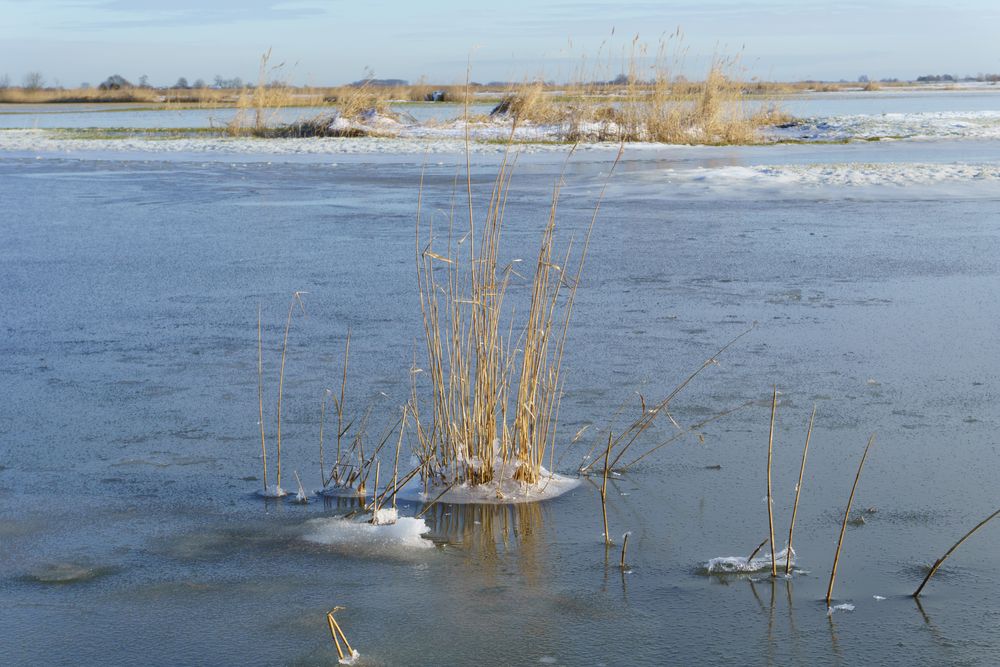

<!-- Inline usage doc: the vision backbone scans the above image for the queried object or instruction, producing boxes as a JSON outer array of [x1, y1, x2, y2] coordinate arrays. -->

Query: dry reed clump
[[324, 78, 393, 121], [548, 36, 789, 145], [0, 86, 161, 104], [606, 57, 779, 145], [226, 49, 298, 136], [489, 82, 564, 126], [410, 143, 622, 494]]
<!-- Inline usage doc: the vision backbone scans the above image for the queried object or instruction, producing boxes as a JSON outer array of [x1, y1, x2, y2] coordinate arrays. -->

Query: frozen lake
[[1, 90, 999, 665]]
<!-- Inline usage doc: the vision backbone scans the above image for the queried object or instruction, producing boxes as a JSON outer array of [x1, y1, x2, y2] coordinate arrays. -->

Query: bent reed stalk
[[826, 434, 876, 606], [578, 324, 755, 476], [786, 405, 816, 574], [913, 507, 1000, 598]]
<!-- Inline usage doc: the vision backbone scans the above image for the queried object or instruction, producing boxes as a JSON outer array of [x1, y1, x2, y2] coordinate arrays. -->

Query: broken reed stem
[[294, 470, 306, 500], [766, 386, 777, 577], [620, 532, 630, 569], [414, 481, 458, 519], [601, 433, 613, 546], [913, 507, 1000, 598], [258, 304, 268, 494], [326, 613, 344, 660], [786, 404, 816, 574], [826, 434, 876, 606], [326, 610, 355, 659], [747, 537, 769, 562]]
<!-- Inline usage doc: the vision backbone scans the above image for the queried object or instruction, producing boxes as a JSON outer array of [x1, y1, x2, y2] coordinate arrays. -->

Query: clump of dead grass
[[410, 139, 622, 494]]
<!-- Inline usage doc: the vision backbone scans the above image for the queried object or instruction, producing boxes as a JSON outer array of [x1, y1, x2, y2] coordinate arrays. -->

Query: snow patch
[[371, 507, 398, 525]]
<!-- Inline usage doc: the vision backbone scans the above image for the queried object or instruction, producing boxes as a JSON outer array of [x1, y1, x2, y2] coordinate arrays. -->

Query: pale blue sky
[[2, 0, 998, 86]]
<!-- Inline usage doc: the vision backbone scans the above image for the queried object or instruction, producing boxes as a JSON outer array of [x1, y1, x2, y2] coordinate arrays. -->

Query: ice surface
[[302, 516, 432, 554], [704, 548, 796, 574], [339, 649, 360, 665]]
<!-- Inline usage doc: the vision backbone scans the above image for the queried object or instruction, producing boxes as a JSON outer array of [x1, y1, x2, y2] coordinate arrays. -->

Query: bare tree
[[0, 74, 10, 89], [23, 71, 45, 90]]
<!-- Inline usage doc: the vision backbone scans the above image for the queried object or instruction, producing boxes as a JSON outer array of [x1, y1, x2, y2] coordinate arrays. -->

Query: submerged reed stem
[[826, 434, 876, 606], [766, 386, 777, 577], [913, 507, 1000, 598], [257, 304, 268, 493], [786, 405, 816, 574], [620, 532, 630, 569], [601, 433, 613, 545]]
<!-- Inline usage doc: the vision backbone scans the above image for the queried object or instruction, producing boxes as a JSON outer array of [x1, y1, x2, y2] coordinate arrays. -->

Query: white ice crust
[[704, 547, 796, 574], [302, 515, 432, 553], [397, 466, 580, 505]]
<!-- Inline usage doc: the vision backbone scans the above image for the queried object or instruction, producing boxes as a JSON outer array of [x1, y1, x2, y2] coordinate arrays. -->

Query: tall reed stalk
[[257, 305, 268, 494], [275, 291, 306, 490], [766, 386, 778, 577]]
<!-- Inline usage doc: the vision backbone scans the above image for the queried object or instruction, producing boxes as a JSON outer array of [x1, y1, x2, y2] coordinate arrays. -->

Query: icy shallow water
[[1, 92, 999, 665]]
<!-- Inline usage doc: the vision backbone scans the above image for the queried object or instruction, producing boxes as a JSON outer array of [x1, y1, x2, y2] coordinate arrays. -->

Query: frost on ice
[[302, 515, 433, 555]]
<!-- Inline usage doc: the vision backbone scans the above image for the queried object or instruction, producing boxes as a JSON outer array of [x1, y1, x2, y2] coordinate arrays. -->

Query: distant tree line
[[916, 73, 1000, 83], [4, 69, 999, 91]]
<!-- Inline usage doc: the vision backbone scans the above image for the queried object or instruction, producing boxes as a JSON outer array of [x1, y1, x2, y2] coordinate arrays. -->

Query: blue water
[[1, 93, 999, 666]]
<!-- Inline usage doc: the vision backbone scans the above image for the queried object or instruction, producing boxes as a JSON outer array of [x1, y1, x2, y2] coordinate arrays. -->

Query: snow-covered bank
[[2, 106, 998, 161]]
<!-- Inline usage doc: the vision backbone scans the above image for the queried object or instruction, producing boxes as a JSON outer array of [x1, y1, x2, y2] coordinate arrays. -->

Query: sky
[[1, 0, 999, 87]]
